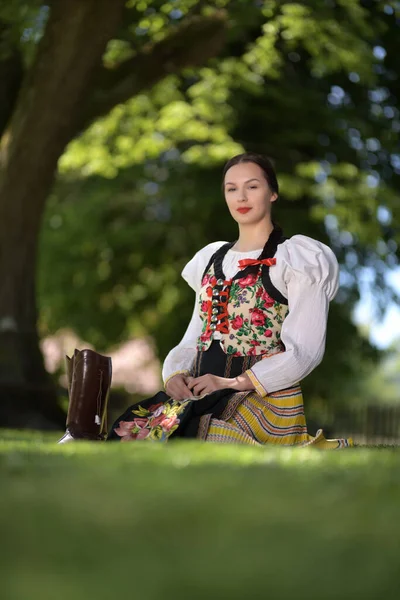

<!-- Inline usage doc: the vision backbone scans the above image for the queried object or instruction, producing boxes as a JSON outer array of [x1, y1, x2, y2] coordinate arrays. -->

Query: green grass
[[1, 430, 399, 600]]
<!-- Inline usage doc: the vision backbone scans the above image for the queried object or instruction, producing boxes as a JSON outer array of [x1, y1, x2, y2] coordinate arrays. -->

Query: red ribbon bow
[[237, 257, 277, 269]]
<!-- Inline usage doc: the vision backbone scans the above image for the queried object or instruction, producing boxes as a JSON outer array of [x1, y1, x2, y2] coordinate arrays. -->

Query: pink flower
[[151, 414, 167, 427], [264, 329, 273, 337], [114, 420, 135, 437], [136, 428, 150, 440], [256, 287, 263, 298], [120, 433, 137, 442], [231, 315, 244, 330], [250, 308, 266, 327], [132, 418, 149, 429], [250, 340, 261, 346], [201, 301, 209, 313], [248, 347, 257, 356], [161, 415, 179, 432], [238, 273, 258, 288], [114, 420, 141, 441], [201, 274, 211, 286], [234, 351, 242, 357]]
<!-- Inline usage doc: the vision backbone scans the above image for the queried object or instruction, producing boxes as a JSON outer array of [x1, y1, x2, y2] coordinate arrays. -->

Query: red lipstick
[[237, 207, 252, 214]]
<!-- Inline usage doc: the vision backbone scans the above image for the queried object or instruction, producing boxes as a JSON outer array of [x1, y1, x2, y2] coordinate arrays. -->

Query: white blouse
[[161, 235, 339, 396]]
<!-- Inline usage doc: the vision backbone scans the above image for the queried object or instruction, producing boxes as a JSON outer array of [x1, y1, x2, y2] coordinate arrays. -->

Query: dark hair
[[222, 152, 279, 196]]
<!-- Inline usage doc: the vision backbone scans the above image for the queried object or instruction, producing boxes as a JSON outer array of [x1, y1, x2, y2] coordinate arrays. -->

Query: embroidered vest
[[196, 227, 289, 357]]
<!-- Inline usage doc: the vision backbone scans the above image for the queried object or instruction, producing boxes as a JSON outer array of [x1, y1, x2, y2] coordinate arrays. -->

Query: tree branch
[[80, 11, 228, 131]]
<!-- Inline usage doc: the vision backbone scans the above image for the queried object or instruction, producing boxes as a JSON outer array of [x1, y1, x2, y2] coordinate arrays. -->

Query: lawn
[[0, 430, 399, 600]]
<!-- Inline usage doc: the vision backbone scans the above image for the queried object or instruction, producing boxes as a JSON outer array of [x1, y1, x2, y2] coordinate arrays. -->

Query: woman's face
[[223, 162, 278, 225]]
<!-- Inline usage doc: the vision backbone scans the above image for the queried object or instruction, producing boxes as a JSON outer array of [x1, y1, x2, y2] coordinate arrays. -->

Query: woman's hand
[[165, 373, 194, 401], [186, 373, 254, 397]]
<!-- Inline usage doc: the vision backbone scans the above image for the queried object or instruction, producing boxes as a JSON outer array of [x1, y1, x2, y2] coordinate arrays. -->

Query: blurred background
[[0, 0, 399, 444]]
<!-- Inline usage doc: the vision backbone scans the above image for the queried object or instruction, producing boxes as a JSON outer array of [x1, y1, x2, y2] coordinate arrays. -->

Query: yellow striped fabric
[[206, 386, 353, 449]]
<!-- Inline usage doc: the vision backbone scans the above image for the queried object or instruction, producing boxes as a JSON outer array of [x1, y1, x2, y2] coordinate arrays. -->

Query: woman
[[107, 153, 353, 448]]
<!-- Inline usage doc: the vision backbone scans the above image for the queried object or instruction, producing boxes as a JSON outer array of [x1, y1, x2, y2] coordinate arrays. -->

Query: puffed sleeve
[[162, 241, 227, 386], [245, 235, 339, 396], [181, 241, 227, 293]]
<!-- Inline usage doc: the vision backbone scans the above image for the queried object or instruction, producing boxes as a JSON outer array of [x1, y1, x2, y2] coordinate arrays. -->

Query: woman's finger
[[177, 380, 193, 399], [193, 383, 208, 396], [166, 375, 188, 398], [187, 376, 202, 391], [167, 383, 184, 401]]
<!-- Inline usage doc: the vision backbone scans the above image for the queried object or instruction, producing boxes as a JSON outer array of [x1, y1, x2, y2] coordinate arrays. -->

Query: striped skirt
[[202, 386, 353, 449]]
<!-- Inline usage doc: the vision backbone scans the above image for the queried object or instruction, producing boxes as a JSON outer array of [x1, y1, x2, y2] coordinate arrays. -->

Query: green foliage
[[59, 74, 242, 177], [39, 164, 226, 353], [0, 0, 47, 63], [355, 340, 400, 405], [59, 0, 388, 174]]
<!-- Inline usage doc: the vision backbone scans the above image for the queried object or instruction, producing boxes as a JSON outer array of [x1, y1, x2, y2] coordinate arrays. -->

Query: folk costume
[[108, 226, 353, 449]]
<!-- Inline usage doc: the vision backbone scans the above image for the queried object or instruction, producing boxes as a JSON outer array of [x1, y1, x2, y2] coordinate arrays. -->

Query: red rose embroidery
[[201, 274, 211, 286], [250, 340, 261, 346], [210, 276, 217, 286], [201, 301, 209, 313], [238, 273, 258, 288], [234, 351, 242, 357], [262, 291, 275, 308], [206, 286, 213, 297], [264, 329, 273, 337], [231, 315, 244, 330], [200, 331, 212, 342], [248, 347, 257, 356], [250, 308, 266, 327], [256, 287, 263, 297]]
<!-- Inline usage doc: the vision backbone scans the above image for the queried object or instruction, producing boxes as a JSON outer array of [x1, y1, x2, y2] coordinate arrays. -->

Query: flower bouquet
[[114, 399, 190, 442]]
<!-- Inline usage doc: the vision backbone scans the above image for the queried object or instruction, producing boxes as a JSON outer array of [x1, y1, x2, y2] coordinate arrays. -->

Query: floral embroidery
[[114, 400, 188, 442], [197, 263, 289, 356], [237, 273, 258, 288]]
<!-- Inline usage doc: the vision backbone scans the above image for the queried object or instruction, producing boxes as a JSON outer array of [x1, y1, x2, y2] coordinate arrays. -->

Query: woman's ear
[[270, 192, 278, 203]]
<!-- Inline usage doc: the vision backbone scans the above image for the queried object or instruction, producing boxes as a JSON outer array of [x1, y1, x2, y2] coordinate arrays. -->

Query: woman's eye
[[249, 185, 258, 189], [227, 188, 236, 192]]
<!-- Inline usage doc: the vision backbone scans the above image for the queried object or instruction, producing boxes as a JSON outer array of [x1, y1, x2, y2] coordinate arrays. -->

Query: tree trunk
[[0, 0, 125, 428]]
